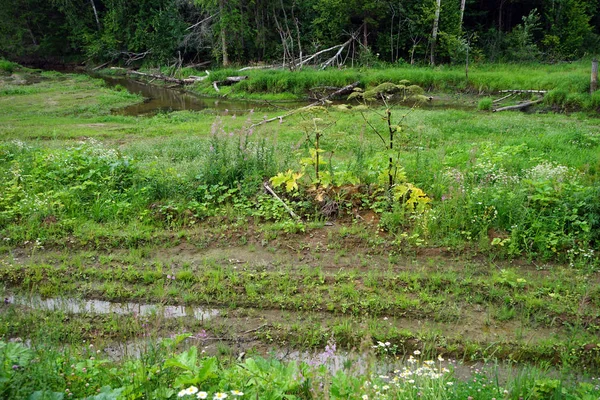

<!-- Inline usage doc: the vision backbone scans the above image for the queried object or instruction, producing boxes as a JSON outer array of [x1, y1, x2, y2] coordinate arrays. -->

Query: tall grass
[[191, 60, 593, 98]]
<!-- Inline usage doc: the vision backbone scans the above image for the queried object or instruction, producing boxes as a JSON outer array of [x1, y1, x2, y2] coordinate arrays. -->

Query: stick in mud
[[263, 183, 300, 220], [249, 82, 359, 129]]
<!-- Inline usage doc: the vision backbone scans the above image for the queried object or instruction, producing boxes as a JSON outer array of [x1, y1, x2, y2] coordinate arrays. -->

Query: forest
[[1, 0, 599, 67]]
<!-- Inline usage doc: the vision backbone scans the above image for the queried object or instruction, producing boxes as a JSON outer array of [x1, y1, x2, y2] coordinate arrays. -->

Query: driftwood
[[493, 99, 543, 112], [249, 81, 359, 128]]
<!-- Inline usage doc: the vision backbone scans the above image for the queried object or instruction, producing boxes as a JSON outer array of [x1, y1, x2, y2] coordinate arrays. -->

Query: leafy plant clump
[[2, 338, 600, 400]]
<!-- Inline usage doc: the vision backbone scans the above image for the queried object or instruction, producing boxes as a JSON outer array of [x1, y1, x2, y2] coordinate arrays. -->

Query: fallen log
[[492, 99, 543, 112], [211, 75, 248, 92], [222, 76, 248, 84], [249, 82, 359, 128], [499, 89, 547, 94], [128, 70, 200, 84]]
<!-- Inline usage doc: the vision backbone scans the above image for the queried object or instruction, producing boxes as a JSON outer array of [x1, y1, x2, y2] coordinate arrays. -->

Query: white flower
[[231, 390, 244, 396], [178, 390, 188, 397], [446, 382, 454, 386], [413, 350, 421, 355], [214, 393, 228, 400], [362, 396, 369, 400], [197, 393, 208, 399]]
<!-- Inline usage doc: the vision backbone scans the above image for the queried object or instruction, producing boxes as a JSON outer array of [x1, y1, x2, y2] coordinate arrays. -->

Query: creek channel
[[98, 74, 307, 116], [96, 74, 475, 116]]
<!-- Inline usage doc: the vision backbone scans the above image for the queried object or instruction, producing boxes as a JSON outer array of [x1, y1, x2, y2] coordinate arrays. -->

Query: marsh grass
[[188, 61, 593, 101]]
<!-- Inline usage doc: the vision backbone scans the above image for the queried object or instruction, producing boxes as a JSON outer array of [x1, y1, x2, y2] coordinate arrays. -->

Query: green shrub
[[0, 59, 18, 73]]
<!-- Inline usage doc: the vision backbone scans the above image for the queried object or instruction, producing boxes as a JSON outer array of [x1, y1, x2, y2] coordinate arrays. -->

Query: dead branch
[[499, 90, 547, 94], [238, 64, 284, 71], [264, 183, 300, 220], [185, 61, 211, 68], [187, 13, 217, 31], [493, 99, 543, 112], [249, 82, 359, 129], [493, 93, 514, 104], [91, 61, 110, 71], [212, 81, 220, 92], [320, 41, 349, 69]]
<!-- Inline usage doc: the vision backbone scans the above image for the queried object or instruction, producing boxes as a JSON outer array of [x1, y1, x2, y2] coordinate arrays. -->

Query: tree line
[[0, 0, 598, 67]]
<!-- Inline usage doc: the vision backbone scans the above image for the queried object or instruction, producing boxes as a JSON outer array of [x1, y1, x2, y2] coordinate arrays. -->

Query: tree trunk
[[219, 0, 229, 67], [591, 58, 598, 94], [430, 0, 441, 66], [459, 0, 466, 31], [89, 0, 101, 31], [363, 22, 368, 47]]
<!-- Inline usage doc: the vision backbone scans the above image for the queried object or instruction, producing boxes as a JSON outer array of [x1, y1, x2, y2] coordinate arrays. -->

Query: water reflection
[[7, 295, 219, 321]]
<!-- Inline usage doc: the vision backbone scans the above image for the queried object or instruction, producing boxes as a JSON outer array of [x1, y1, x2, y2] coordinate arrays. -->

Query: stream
[[99, 75, 306, 116], [97, 74, 475, 116]]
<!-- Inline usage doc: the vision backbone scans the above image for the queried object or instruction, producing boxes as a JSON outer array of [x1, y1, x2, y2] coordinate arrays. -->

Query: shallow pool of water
[[7, 295, 219, 321]]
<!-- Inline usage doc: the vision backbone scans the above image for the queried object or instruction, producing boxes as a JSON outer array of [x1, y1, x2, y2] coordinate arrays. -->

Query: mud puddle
[[6, 295, 219, 321]]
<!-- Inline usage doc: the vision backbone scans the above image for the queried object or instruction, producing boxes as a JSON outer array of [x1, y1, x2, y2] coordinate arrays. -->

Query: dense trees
[[0, 0, 598, 66]]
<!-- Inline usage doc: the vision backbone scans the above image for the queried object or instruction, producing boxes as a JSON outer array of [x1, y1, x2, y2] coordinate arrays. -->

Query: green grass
[[2, 333, 599, 400], [182, 60, 594, 100], [1, 66, 600, 389]]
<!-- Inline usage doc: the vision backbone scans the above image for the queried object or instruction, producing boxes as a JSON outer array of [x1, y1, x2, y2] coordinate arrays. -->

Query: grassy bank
[[168, 60, 600, 110]]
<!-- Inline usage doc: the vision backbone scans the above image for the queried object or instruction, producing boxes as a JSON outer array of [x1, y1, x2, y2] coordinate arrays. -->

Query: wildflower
[[178, 386, 199, 397], [231, 390, 244, 396], [382, 385, 389, 391], [362, 396, 368, 400], [438, 355, 444, 361], [214, 393, 228, 399], [446, 382, 453, 386], [413, 350, 421, 355], [197, 392, 208, 399]]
